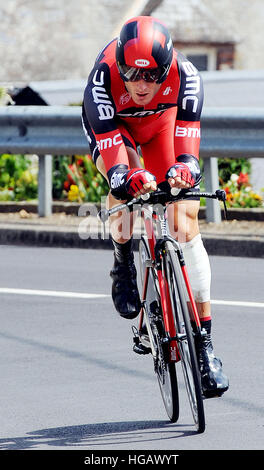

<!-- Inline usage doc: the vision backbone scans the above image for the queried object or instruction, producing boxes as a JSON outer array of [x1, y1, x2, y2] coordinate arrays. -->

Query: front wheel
[[155, 331, 179, 423], [163, 242, 205, 433], [138, 237, 179, 423]]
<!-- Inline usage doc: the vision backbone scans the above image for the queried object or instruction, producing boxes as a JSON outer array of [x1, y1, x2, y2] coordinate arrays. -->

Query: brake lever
[[222, 198, 228, 220], [215, 189, 228, 220]]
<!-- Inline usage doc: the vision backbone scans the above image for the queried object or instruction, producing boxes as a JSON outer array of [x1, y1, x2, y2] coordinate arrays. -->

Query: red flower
[[64, 181, 70, 190], [237, 172, 249, 186], [224, 187, 230, 194]]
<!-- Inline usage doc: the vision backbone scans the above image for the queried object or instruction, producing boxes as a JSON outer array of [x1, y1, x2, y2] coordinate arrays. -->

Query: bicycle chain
[[152, 323, 166, 384]]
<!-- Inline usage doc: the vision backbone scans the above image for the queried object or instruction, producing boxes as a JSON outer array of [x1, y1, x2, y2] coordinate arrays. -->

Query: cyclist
[[82, 16, 229, 398]]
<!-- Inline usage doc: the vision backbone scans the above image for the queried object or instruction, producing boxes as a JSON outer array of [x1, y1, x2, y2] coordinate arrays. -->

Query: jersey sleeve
[[175, 52, 204, 160], [82, 62, 130, 172]]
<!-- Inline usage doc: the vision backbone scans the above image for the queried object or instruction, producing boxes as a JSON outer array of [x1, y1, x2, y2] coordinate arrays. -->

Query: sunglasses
[[120, 65, 163, 83]]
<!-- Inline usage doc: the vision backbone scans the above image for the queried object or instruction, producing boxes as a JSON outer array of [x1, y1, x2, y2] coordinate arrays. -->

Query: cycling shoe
[[110, 253, 141, 319], [196, 332, 229, 398]]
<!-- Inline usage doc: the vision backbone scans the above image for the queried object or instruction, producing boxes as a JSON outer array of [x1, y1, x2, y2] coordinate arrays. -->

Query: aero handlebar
[[98, 188, 227, 223]]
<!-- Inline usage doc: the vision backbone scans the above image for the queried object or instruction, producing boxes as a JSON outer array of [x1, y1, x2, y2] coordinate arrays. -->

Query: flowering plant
[[59, 155, 109, 202], [0, 154, 38, 201], [223, 172, 263, 208], [199, 158, 263, 209]]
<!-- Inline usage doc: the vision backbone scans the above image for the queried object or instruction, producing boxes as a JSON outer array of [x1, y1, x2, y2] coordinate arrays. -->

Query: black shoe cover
[[197, 334, 229, 398]]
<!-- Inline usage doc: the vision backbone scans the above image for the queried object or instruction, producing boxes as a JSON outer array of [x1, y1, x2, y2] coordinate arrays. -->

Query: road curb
[[0, 224, 263, 258], [0, 201, 264, 221], [202, 234, 264, 258]]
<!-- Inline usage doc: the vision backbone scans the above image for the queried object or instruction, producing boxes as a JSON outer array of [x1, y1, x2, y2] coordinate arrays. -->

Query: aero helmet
[[116, 16, 173, 83]]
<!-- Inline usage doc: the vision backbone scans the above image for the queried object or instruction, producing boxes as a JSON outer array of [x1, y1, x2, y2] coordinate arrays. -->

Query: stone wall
[[1, 0, 263, 84], [0, 0, 133, 82], [153, 0, 264, 70], [202, 0, 264, 70]]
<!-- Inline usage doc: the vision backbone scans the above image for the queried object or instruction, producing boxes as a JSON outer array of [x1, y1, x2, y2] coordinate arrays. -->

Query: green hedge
[[0, 153, 262, 208]]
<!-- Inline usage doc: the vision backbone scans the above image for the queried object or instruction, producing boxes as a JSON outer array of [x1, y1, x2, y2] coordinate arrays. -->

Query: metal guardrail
[[0, 106, 264, 221]]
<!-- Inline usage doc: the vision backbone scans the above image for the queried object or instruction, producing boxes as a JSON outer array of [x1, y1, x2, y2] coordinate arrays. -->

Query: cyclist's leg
[[166, 198, 211, 317], [139, 113, 209, 316], [92, 126, 143, 319], [167, 199, 229, 396], [139, 110, 211, 319], [141, 115, 228, 396]]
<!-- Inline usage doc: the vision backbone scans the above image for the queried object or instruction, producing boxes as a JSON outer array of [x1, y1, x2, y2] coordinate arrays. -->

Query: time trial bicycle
[[99, 187, 227, 434]]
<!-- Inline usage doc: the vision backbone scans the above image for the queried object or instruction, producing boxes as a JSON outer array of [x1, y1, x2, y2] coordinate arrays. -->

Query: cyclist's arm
[[83, 62, 130, 172], [83, 62, 156, 199], [174, 52, 204, 159]]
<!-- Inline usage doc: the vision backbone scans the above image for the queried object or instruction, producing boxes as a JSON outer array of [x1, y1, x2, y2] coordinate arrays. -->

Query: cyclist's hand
[[166, 154, 201, 189], [166, 163, 193, 189], [126, 168, 157, 198]]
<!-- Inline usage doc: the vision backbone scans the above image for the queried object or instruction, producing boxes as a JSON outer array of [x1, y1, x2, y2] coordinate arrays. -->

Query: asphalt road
[[0, 245, 263, 452]]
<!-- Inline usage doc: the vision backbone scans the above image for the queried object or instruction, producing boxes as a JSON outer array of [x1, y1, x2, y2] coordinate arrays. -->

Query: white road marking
[[0, 287, 263, 308], [211, 299, 264, 309], [0, 287, 109, 299]]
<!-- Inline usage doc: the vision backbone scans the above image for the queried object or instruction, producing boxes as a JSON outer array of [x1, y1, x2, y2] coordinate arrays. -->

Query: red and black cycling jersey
[[82, 38, 203, 184]]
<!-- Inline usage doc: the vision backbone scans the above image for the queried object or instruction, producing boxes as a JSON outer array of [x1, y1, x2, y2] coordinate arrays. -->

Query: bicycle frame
[[138, 201, 202, 362], [98, 187, 227, 362], [97, 187, 226, 431]]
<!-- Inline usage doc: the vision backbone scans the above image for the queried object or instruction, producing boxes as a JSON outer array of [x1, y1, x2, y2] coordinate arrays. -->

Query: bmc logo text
[[96, 133, 122, 151], [110, 172, 125, 189], [182, 61, 200, 113], [92, 70, 114, 121], [175, 126, 200, 138]]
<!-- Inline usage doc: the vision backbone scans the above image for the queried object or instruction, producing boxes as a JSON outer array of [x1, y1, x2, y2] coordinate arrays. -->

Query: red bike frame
[[138, 204, 202, 362]]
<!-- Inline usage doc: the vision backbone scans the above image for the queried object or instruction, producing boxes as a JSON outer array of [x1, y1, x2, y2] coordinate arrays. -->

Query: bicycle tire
[[139, 237, 179, 423], [163, 241, 205, 433]]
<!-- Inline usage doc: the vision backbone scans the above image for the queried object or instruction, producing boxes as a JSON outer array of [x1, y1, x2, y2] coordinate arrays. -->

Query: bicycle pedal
[[133, 342, 151, 355], [132, 332, 150, 354]]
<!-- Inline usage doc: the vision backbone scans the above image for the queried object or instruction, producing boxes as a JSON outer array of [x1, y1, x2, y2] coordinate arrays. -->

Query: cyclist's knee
[[180, 233, 211, 303], [126, 146, 142, 168], [107, 192, 136, 244], [95, 155, 108, 181], [168, 200, 200, 242]]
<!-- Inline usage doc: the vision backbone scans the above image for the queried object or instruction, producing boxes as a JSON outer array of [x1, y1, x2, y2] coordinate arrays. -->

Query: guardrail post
[[203, 157, 222, 223], [38, 154, 52, 217]]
